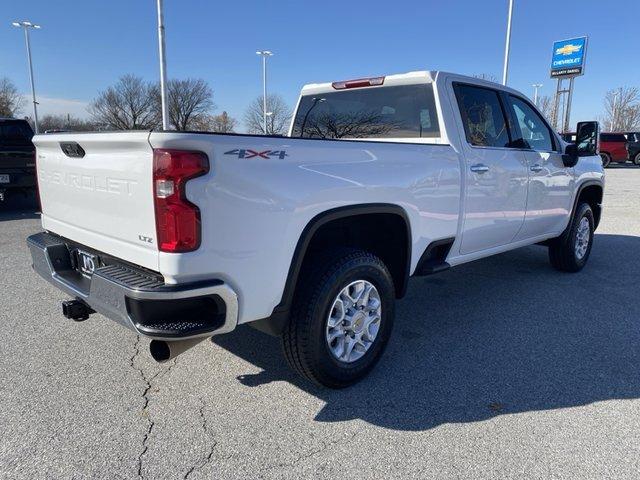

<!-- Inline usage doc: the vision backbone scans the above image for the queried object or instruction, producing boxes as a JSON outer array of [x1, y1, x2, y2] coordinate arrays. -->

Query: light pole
[[12, 21, 41, 133], [611, 89, 620, 131], [532, 83, 543, 106], [156, 0, 170, 130], [256, 50, 273, 134], [502, 0, 514, 85]]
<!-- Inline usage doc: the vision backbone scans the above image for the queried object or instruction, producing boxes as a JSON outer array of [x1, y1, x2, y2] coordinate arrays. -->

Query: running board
[[416, 261, 451, 275]]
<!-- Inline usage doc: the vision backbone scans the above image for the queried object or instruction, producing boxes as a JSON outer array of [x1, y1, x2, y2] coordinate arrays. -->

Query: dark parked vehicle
[[598, 133, 628, 167], [624, 132, 640, 165], [0, 118, 36, 202], [627, 140, 640, 166], [624, 132, 640, 142]]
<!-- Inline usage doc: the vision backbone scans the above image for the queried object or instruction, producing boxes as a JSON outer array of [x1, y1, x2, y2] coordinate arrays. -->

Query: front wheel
[[548, 202, 595, 272], [282, 249, 395, 388], [600, 153, 611, 168], [634, 152, 640, 166]]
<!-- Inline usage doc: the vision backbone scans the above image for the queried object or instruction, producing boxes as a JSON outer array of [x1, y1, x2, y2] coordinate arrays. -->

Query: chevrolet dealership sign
[[550, 37, 588, 78]]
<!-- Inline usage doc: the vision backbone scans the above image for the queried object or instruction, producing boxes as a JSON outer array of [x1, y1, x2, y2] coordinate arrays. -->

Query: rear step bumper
[[27, 232, 238, 341]]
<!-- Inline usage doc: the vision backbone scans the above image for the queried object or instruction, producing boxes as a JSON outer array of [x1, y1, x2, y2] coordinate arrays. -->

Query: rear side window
[[291, 84, 440, 139], [601, 133, 627, 142], [0, 121, 34, 145], [454, 84, 510, 148], [509, 96, 554, 151]]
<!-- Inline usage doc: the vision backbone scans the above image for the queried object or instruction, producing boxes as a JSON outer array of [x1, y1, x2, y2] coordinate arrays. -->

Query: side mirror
[[563, 121, 600, 167], [576, 121, 600, 156]]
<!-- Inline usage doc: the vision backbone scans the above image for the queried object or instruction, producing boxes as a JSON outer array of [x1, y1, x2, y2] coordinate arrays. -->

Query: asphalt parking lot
[[1, 166, 639, 479]]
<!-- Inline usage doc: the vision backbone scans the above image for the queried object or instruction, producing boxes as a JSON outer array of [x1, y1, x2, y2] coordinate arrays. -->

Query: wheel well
[[577, 184, 603, 228], [251, 206, 411, 337], [298, 212, 410, 299]]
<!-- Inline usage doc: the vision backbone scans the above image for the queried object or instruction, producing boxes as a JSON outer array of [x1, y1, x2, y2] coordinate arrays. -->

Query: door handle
[[470, 164, 490, 173], [530, 164, 543, 172]]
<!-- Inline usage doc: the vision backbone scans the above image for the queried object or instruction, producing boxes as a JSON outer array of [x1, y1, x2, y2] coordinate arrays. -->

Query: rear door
[[453, 83, 528, 254], [601, 133, 628, 161], [610, 135, 629, 160], [505, 95, 574, 240], [34, 132, 159, 271]]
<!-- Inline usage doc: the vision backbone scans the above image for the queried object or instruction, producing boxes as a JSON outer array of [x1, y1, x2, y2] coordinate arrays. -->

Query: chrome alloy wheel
[[325, 280, 382, 364], [575, 217, 590, 260]]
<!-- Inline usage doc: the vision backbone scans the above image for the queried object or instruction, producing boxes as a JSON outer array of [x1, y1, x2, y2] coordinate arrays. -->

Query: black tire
[[548, 202, 594, 272], [600, 153, 611, 168], [282, 248, 395, 388], [634, 152, 640, 166]]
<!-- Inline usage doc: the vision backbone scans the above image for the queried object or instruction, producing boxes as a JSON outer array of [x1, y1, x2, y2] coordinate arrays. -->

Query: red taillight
[[331, 76, 385, 90], [153, 149, 209, 253]]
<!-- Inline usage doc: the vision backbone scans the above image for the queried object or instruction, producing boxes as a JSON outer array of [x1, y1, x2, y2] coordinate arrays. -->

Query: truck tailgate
[[33, 132, 159, 272]]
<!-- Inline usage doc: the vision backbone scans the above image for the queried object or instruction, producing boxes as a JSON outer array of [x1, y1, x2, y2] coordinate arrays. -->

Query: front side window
[[509, 96, 554, 151], [454, 84, 510, 148], [291, 84, 440, 139]]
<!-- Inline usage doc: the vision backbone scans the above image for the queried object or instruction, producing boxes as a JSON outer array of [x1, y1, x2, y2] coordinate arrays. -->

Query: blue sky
[[2, 0, 639, 131]]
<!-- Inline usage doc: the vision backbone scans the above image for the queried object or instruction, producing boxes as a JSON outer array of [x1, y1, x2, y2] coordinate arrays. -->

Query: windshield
[[291, 84, 440, 140], [0, 121, 34, 145]]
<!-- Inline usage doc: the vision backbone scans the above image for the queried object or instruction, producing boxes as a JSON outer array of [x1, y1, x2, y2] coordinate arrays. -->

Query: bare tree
[[244, 94, 291, 135], [0, 77, 25, 117], [209, 111, 236, 133], [88, 75, 159, 130], [160, 79, 215, 131], [40, 114, 97, 132], [602, 87, 640, 131], [188, 111, 237, 133], [537, 95, 554, 122], [296, 110, 400, 139]]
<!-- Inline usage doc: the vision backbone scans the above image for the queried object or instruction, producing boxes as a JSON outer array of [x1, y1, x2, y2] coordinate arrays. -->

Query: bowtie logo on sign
[[555, 44, 582, 57], [224, 149, 288, 159]]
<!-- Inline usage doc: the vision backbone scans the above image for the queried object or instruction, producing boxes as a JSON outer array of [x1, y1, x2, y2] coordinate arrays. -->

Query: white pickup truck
[[28, 71, 604, 388]]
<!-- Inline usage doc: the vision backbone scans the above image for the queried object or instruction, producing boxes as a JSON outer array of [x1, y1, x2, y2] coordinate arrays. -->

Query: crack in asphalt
[[129, 336, 178, 479], [261, 431, 359, 474], [184, 399, 217, 479], [129, 336, 154, 479]]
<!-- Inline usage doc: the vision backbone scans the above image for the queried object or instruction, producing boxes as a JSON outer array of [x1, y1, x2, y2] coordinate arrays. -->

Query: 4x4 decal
[[224, 149, 288, 160]]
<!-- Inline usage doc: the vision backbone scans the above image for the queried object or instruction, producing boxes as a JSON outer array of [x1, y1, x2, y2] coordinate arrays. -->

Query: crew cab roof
[[300, 71, 438, 96], [299, 70, 522, 96]]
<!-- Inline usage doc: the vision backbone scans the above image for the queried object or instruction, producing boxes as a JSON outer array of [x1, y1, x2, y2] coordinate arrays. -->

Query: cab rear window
[[291, 84, 440, 139]]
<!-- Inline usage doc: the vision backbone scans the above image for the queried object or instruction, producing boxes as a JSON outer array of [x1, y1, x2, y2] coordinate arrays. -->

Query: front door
[[453, 83, 529, 255]]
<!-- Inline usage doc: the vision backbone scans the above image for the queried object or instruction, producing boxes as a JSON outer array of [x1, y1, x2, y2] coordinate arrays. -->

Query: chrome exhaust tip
[[149, 337, 207, 363]]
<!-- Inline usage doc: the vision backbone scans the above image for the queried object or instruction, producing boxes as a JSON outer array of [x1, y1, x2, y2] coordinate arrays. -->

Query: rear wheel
[[634, 152, 640, 166], [548, 202, 594, 272], [282, 248, 395, 388], [600, 153, 611, 168]]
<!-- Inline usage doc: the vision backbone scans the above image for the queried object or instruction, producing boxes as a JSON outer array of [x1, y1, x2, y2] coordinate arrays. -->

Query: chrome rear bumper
[[27, 232, 238, 341]]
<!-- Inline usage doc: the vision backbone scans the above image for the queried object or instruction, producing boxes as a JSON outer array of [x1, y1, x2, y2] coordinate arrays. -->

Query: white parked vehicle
[[28, 71, 604, 387]]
